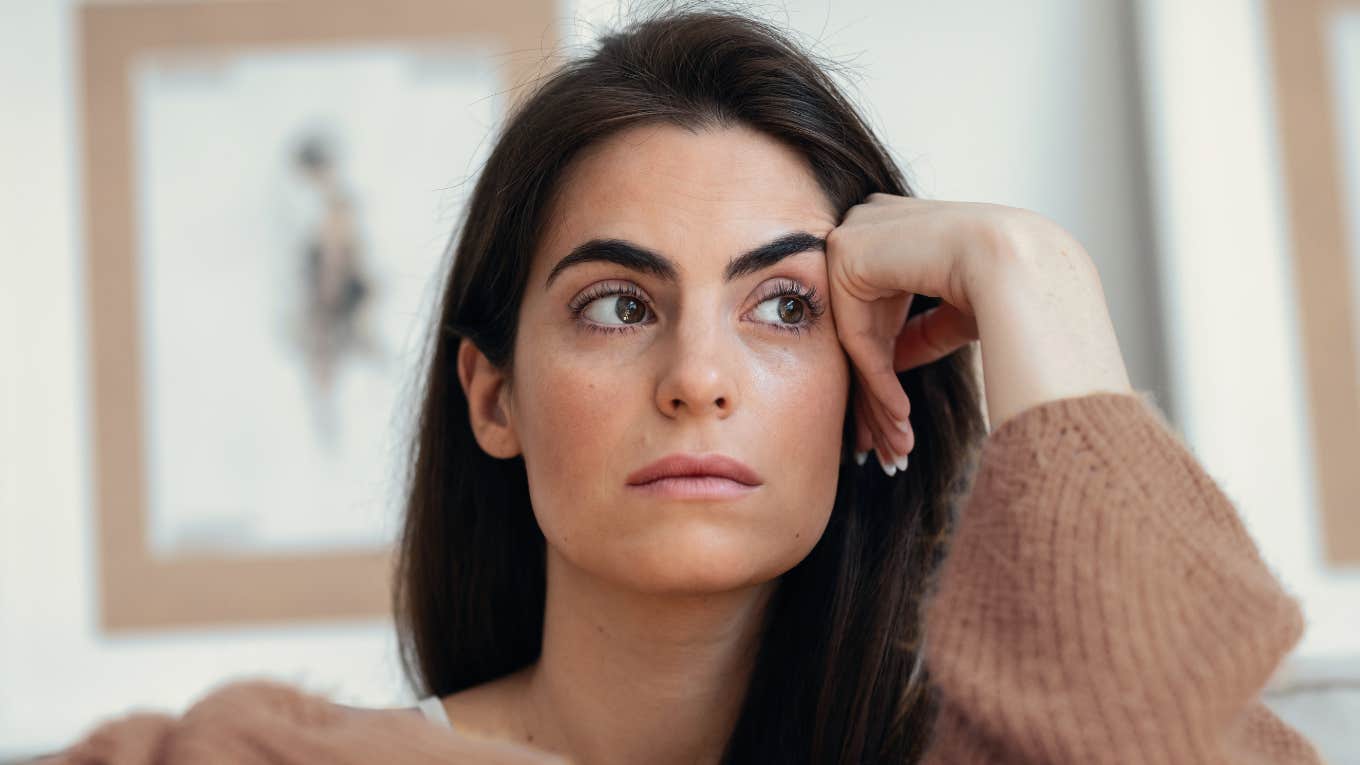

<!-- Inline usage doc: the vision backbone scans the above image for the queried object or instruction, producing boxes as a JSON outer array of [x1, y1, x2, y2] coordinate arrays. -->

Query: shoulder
[[411, 665, 532, 740]]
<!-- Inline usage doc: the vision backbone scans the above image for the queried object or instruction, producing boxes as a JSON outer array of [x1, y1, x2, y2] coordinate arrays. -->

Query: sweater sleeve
[[918, 391, 1323, 764]]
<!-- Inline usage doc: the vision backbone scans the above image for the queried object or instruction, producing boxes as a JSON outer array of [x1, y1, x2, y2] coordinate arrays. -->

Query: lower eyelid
[[582, 322, 647, 335]]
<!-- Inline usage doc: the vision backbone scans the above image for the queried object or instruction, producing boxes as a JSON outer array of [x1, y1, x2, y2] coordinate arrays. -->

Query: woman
[[53, 7, 1319, 765], [392, 5, 1318, 763]]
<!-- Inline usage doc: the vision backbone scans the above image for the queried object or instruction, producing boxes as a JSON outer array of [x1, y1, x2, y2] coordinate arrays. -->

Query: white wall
[[1136, 0, 1360, 663], [8, 0, 1341, 758]]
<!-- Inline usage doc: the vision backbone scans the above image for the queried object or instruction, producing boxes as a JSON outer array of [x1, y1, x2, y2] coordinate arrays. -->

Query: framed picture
[[1265, 0, 1360, 565], [79, 0, 556, 631]]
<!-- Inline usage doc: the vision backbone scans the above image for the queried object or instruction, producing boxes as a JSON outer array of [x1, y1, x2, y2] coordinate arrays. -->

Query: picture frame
[[78, 0, 557, 631], [1265, 0, 1360, 565]]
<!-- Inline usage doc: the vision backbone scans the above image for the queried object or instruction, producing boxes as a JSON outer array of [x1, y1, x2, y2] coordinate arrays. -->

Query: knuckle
[[823, 228, 839, 254], [824, 223, 849, 252]]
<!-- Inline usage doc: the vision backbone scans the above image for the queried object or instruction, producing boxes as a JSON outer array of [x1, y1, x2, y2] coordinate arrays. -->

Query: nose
[[655, 319, 740, 420]]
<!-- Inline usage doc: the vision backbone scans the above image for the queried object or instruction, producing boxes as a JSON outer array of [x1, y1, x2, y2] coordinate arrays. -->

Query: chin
[[612, 527, 814, 595]]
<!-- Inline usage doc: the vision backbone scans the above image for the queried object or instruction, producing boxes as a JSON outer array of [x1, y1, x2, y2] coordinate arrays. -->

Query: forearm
[[919, 393, 1320, 763], [966, 213, 1134, 430]]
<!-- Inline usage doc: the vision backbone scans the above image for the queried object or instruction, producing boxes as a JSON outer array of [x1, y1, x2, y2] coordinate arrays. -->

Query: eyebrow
[[544, 231, 826, 289]]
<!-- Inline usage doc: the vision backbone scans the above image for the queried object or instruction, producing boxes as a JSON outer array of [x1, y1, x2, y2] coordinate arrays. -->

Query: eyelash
[[567, 279, 826, 337]]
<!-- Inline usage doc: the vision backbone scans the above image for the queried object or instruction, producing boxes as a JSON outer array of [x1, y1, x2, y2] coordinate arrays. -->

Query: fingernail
[[854, 450, 867, 466], [894, 419, 911, 434], [895, 453, 909, 472], [880, 455, 897, 477]]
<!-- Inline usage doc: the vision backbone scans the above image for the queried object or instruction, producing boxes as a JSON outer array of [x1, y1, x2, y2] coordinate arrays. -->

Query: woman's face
[[508, 122, 850, 594]]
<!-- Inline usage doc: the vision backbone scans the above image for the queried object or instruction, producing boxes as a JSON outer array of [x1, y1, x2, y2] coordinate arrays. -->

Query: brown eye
[[616, 296, 646, 323], [581, 293, 649, 326], [750, 280, 822, 335]]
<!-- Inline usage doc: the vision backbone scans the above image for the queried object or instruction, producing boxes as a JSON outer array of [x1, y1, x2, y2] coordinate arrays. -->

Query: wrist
[[963, 208, 1090, 303], [964, 213, 1134, 429]]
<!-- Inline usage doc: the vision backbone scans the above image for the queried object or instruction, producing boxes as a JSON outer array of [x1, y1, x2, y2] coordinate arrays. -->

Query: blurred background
[[1, 0, 1357, 760]]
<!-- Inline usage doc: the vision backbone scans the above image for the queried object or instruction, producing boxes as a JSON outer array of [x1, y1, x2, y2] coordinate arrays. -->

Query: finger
[[861, 378, 912, 465], [848, 192, 912, 221], [831, 205, 967, 302], [852, 352, 911, 429], [859, 365, 915, 458], [854, 372, 906, 473], [852, 373, 887, 470], [866, 370, 911, 459], [855, 383, 884, 467], [893, 303, 979, 372], [58, 713, 177, 765]]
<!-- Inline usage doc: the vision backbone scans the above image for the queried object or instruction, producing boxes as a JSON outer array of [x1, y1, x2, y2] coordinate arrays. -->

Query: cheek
[[513, 349, 637, 544], [750, 342, 850, 545], [757, 340, 850, 450], [524, 361, 619, 452]]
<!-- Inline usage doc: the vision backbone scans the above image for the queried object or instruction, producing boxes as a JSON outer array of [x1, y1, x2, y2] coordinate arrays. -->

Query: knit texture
[[918, 391, 1322, 764]]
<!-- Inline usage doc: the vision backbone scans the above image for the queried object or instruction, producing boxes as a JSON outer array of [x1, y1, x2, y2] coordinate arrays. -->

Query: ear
[[456, 337, 521, 459]]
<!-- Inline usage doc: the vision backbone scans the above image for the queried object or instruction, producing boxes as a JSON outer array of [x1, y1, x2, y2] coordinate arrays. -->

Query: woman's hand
[[826, 193, 1134, 472], [44, 679, 570, 765]]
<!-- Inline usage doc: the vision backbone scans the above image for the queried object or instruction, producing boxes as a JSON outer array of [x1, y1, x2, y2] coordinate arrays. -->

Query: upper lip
[[626, 453, 764, 487]]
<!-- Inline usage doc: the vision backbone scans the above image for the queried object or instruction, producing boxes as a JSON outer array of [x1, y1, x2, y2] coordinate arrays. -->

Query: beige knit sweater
[[919, 391, 1322, 763]]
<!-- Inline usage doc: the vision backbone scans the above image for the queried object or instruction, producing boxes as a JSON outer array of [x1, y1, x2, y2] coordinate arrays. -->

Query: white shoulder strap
[[416, 695, 454, 729]]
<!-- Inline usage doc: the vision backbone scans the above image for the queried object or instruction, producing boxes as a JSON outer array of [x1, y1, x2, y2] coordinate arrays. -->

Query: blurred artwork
[[130, 43, 501, 556], [288, 132, 386, 447]]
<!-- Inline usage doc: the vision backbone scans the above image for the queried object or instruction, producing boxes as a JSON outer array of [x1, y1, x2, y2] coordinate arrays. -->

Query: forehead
[[535, 122, 838, 276]]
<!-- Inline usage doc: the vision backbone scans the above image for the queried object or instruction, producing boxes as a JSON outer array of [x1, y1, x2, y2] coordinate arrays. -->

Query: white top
[[417, 695, 454, 730]]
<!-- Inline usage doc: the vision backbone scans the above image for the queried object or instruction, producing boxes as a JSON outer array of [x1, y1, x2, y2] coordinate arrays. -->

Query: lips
[[625, 453, 764, 487]]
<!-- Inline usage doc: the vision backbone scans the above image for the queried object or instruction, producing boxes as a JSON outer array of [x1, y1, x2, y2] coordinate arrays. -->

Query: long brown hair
[[394, 6, 987, 762]]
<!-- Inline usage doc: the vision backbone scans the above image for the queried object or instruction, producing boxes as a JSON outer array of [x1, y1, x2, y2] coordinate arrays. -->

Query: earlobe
[[456, 337, 521, 459]]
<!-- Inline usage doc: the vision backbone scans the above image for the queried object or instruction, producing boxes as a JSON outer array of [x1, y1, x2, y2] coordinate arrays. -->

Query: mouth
[[627, 475, 761, 500], [626, 453, 763, 500]]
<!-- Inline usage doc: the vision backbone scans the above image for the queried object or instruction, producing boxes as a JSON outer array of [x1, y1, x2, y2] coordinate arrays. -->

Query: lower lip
[[627, 476, 760, 500]]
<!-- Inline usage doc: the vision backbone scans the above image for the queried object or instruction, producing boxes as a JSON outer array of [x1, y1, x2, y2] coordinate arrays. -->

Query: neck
[[518, 546, 777, 765]]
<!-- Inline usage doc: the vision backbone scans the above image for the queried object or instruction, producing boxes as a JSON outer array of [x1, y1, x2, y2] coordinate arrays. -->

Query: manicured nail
[[880, 455, 897, 477], [895, 454, 909, 473], [854, 450, 867, 466], [894, 419, 912, 434]]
